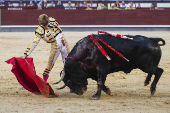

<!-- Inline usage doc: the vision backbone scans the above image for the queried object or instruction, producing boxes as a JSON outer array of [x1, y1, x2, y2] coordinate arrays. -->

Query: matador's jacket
[[24, 17, 70, 76]]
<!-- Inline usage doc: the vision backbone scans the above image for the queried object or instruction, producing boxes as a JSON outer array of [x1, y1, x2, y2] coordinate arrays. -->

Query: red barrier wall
[[1, 8, 170, 25]]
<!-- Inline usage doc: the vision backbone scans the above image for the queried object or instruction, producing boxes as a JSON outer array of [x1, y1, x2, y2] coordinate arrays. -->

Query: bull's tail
[[149, 38, 165, 46]]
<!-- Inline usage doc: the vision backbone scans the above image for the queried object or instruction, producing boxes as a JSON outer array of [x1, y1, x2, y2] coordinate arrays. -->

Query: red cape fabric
[[5, 57, 59, 97]]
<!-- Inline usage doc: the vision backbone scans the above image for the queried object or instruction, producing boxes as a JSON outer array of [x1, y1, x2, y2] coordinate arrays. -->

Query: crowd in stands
[[0, 0, 162, 10]]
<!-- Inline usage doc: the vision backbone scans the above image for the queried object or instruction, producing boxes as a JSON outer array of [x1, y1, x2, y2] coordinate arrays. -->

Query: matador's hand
[[21, 55, 27, 59]]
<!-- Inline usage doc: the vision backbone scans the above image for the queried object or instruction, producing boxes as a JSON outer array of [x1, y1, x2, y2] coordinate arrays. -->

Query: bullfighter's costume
[[24, 17, 70, 80]]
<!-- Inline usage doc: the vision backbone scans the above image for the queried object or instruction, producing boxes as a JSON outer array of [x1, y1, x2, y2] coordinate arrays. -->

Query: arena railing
[[2, 0, 170, 1]]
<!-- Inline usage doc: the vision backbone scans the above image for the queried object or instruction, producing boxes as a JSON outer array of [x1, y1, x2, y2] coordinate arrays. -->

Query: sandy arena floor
[[0, 31, 170, 113]]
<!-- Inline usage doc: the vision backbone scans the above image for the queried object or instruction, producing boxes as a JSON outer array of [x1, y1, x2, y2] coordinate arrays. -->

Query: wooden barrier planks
[[1, 9, 170, 25]]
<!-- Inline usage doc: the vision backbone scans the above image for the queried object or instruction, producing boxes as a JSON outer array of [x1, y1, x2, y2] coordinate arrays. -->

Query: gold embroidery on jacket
[[24, 26, 44, 55], [49, 17, 63, 35], [45, 29, 56, 43], [35, 26, 45, 35]]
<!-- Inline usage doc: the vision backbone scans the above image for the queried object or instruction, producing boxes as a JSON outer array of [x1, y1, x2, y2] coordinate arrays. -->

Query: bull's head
[[54, 69, 88, 95], [62, 69, 88, 95], [53, 57, 90, 95]]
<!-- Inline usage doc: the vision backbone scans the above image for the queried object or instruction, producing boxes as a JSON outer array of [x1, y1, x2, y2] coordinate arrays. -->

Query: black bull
[[60, 34, 165, 99]]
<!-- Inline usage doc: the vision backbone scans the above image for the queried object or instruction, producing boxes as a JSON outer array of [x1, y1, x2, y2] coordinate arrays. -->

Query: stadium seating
[[1, 0, 170, 10]]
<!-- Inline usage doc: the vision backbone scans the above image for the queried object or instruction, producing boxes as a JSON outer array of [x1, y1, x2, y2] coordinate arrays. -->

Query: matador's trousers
[[43, 33, 70, 76]]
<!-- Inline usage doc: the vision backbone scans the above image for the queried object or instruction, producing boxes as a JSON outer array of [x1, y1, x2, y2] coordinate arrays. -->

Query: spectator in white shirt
[[136, 3, 141, 8], [89, 1, 96, 7], [0, 2, 4, 6], [120, 1, 126, 8], [128, 2, 135, 8], [48, 1, 55, 7], [44, 0, 47, 8]]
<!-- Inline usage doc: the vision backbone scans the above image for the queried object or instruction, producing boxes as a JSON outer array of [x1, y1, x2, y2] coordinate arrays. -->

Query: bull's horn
[[56, 84, 66, 90], [52, 70, 65, 85]]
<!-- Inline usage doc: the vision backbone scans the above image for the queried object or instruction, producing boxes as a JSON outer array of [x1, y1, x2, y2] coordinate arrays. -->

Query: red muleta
[[5, 57, 59, 97]]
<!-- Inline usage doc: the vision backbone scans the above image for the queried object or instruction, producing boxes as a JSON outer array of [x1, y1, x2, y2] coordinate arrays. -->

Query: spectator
[[38, 0, 42, 6], [120, 1, 126, 8], [86, 5, 93, 10], [115, 1, 120, 8], [7, 2, 13, 6], [109, 4, 119, 10], [89, 1, 96, 7], [43, 0, 47, 8], [27, 1, 34, 6], [125, 4, 136, 10], [34, 0, 37, 3], [109, 5, 114, 10], [136, 3, 141, 8], [82, 1, 87, 7], [0, 2, 4, 6], [67, 1, 73, 8], [150, 4, 155, 10], [48, 1, 55, 7], [128, 2, 135, 8], [37, 4, 42, 10], [56, 0, 63, 7], [36, 0, 42, 9], [97, 3, 107, 10], [18, 0, 24, 6], [79, 2, 83, 7], [79, 0, 86, 7], [75, 2, 79, 7]]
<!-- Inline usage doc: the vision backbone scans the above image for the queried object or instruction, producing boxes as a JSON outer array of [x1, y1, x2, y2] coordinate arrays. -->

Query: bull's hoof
[[144, 82, 149, 86], [103, 86, 111, 95], [105, 88, 111, 95], [91, 94, 100, 100], [151, 90, 156, 96], [144, 80, 150, 86], [150, 86, 156, 96]]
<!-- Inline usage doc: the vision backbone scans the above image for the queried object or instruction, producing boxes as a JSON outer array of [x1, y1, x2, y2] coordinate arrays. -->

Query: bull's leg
[[92, 78, 102, 100], [144, 73, 152, 86], [150, 67, 163, 95], [103, 85, 111, 95], [102, 77, 111, 95], [92, 67, 106, 100]]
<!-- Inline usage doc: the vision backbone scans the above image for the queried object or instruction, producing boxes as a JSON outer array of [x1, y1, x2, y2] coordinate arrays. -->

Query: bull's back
[[66, 34, 161, 72], [94, 34, 162, 73]]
